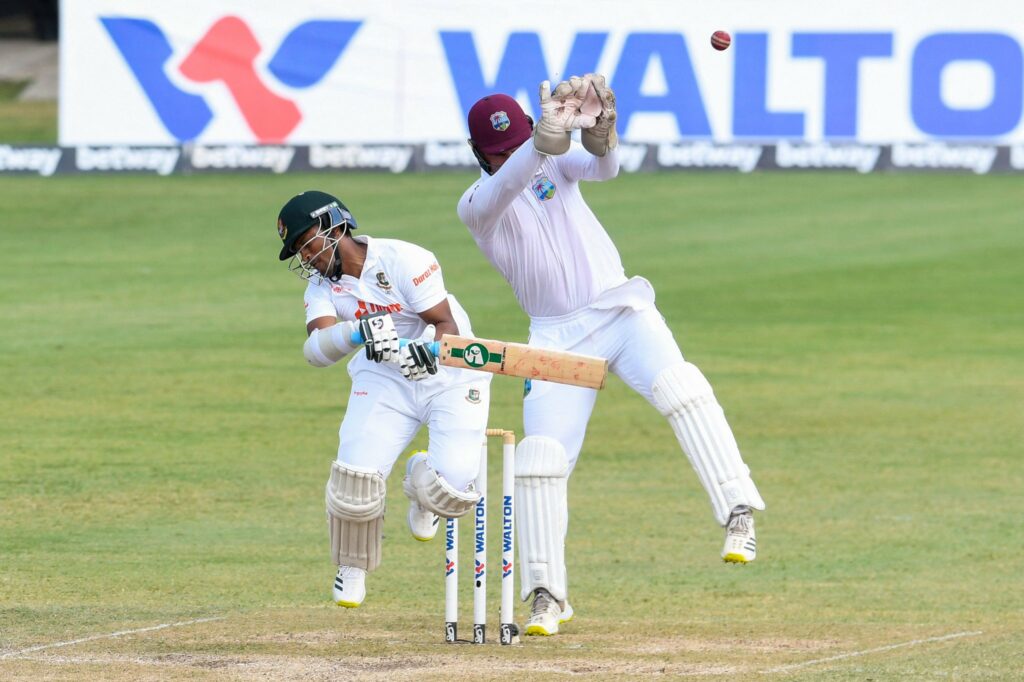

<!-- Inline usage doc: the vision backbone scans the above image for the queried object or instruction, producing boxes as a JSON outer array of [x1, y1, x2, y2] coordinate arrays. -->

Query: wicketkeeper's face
[[483, 143, 523, 173]]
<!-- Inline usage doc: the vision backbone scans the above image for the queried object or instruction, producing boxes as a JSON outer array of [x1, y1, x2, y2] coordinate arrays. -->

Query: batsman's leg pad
[[515, 436, 569, 602], [652, 363, 765, 526], [402, 455, 480, 518], [325, 461, 386, 571]]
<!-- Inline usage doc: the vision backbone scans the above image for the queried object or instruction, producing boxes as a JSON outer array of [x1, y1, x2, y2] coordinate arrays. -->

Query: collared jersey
[[457, 142, 627, 318], [303, 235, 473, 376]]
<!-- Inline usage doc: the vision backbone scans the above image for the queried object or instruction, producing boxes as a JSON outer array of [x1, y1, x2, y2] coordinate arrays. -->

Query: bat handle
[[350, 330, 440, 356]]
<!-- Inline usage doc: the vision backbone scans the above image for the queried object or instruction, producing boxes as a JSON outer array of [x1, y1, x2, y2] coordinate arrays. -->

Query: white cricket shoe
[[722, 505, 757, 563], [332, 566, 366, 608], [404, 452, 440, 541], [407, 499, 440, 541], [524, 588, 574, 636]]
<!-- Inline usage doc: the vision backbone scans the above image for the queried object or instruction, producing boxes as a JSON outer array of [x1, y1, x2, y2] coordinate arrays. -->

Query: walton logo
[[101, 16, 362, 143]]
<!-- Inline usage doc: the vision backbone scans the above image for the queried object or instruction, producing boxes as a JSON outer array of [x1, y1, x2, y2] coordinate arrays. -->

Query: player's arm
[[458, 142, 545, 234], [303, 315, 360, 367], [559, 143, 620, 183], [416, 299, 459, 340]]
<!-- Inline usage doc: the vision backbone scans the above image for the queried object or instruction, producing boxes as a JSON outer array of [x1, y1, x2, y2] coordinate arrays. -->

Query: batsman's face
[[291, 224, 342, 282]]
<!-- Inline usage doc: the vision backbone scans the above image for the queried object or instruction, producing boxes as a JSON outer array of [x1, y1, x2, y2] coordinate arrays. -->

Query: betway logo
[[101, 16, 361, 143]]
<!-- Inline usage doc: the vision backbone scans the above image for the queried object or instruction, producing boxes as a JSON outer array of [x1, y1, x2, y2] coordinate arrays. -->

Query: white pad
[[514, 436, 569, 601], [651, 363, 766, 526], [304, 320, 358, 367], [325, 461, 386, 571], [402, 456, 480, 518]]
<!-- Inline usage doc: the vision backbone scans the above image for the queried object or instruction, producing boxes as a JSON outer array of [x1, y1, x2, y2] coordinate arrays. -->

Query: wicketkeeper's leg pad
[[325, 461, 386, 571], [515, 436, 569, 602], [402, 455, 480, 518], [652, 363, 765, 526]]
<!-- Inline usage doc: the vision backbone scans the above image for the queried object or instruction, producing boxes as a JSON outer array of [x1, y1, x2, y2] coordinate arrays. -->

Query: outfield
[[1, 171, 1021, 680]]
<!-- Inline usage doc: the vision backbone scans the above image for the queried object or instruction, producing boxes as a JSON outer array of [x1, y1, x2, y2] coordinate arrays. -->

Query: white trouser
[[524, 305, 684, 473], [520, 302, 762, 598], [337, 366, 491, 491]]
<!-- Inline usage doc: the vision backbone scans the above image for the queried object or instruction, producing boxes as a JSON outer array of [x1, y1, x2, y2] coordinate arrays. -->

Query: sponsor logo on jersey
[[413, 262, 440, 286], [523, 378, 532, 397], [466, 388, 481, 404], [355, 300, 402, 318], [375, 271, 392, 291], [490, 111, 510, 131], [532, 176, 556, 201]]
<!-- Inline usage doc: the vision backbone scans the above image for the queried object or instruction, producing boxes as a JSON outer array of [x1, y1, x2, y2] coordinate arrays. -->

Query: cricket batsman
[[276, 190, 492, 607], [457, 76, 766, 635]]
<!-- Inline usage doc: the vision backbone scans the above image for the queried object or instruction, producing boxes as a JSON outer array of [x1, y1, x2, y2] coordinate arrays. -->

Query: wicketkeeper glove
[[358, 312, 399, 363], [581, 74, 618, 157], [533, 77, 598, 156], [398, 340, 438, 381]]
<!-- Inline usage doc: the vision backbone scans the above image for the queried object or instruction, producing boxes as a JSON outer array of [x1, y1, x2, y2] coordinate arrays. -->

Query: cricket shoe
[[722, 505, 757, 563], [332, 566, 366, 608], [404, 452, 440, 541], [524, 588, 574, 636]]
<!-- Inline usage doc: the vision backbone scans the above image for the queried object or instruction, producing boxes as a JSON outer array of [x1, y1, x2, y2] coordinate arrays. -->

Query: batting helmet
[[276, 190, 357, 261]]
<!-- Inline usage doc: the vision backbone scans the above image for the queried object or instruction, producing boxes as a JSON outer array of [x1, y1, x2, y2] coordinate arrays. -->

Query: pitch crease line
[[763, 630, 983, 673], [0, 616, 225, 660]]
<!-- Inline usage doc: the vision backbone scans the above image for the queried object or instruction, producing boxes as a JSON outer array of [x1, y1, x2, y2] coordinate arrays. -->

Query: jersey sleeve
[[557, 142, 620, 183], [457, 142, 546, 238], [395, 244, 449, 313], [303, 280, 337, 325]]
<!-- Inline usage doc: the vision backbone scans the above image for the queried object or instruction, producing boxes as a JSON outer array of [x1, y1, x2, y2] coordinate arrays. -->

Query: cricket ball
[[711, 30, 731, 51]]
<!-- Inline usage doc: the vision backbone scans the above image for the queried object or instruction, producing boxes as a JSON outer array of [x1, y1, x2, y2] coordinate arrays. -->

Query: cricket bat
[[351, 330, 608, 389], [435, 334, 607, 389]]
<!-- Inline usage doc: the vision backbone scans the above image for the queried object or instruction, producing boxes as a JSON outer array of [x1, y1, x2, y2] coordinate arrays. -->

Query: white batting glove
[[581, 74, 618, 157], [399, 341, 438, 381], [533, 77, 599, 156], [357, 312, 399, 363]]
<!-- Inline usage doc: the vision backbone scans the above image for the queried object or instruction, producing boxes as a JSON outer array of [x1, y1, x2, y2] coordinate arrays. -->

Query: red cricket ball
[[711, 30, 731, 51]]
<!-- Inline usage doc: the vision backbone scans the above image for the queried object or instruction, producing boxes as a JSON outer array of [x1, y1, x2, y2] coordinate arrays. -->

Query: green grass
[[0, 81, 56, 143], [1, 172, 1022, 679]]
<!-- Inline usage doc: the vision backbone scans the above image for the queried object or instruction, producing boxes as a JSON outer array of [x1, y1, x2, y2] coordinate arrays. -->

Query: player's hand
[[358, 312, 399, 363], [581, 74, 618, 157], [533, 77, 598, 156], [399, 341, 438, 381]]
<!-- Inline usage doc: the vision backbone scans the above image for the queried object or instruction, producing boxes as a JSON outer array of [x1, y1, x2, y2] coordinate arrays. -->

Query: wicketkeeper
[[457, 76, 766, 635], [276, 190, 492, 607]]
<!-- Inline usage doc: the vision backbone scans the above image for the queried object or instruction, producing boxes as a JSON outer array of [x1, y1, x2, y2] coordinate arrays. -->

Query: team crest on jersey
[[277, 218, 287, 240], [375, 271, 392, 291], [490, 111, 510, 131], [532, 177, 556, 201], [466, 388, 481, 404]]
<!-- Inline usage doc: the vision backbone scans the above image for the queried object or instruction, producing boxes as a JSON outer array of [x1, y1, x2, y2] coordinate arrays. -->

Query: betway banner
[[60, 0, 1024, 145]]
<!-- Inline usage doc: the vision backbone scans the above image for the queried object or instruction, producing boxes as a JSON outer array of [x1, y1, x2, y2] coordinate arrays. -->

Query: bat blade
[[438, 334, 607, 390]]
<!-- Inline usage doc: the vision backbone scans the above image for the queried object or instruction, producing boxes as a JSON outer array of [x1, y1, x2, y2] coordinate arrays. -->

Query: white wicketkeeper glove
[[581, 74, 618, 157], [533, 77, 599, 156], [358, 311, 399, 363]]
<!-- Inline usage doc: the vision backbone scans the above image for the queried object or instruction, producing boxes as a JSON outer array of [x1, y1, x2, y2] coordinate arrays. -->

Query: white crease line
[[763, 630, 983, 673], [0, 616, 225, 661]]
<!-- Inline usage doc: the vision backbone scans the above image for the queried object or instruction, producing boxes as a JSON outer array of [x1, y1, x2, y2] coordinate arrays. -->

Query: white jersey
[[457, 142, 629, 318], [303, 234, 474, 379]]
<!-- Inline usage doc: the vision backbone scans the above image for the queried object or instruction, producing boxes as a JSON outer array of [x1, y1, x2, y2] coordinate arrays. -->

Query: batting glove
[[533, 77, 598, 156], [358, 312, 399, 363], [399, 341, 438, 381], [581, 74, 618, 157]]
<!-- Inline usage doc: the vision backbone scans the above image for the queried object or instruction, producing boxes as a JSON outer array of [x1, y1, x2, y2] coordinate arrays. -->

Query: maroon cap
[[467, 94, 533, 154]]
